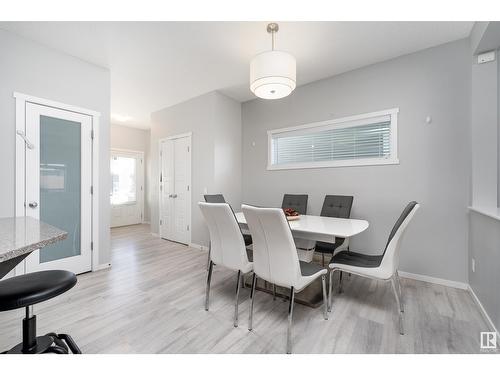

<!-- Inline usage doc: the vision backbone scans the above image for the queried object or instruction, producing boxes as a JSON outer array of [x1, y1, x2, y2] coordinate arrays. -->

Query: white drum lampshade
[[250, 51, 296, 100], [249, 23, 296, 100]]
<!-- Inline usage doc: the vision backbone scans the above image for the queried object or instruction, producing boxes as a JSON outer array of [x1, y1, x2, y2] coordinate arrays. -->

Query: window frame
[[267, 108, 400, 170]]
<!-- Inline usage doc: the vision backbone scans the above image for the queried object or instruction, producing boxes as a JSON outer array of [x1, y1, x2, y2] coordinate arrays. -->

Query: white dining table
[[234, 212, 369, 243]]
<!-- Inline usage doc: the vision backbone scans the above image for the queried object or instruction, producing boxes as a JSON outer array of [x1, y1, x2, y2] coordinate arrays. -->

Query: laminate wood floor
[[0, 224, 491, 353]]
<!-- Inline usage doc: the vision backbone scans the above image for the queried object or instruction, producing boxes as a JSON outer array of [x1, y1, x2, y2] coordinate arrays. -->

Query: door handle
[[172, 194, 178, 198], [28, 201, 38, 208]]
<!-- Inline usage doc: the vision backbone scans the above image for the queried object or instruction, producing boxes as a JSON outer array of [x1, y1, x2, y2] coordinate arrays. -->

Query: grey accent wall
[[469, 211, 500, 330], [242, 39, 471, 283], [150, 91, 241, 246], [110, 124, 151, 221], [0, 29, 111, 265], [471, 54, 498, 208], [468, 21, 500, 334]]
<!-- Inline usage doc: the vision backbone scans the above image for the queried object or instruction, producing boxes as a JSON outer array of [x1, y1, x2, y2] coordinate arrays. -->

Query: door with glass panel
[[24, 103, 92, 275], [110, 150, 144, 227]]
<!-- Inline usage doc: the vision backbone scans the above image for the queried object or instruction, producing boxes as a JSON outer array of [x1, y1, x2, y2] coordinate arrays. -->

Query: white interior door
[[110, 150, 144, 227], [159, 134, 191, 244], [160, 139, 175, 239], [24, 103, 92, 275]]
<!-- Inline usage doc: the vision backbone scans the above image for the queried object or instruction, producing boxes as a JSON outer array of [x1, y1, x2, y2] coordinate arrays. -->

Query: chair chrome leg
[[248, 273, 257, 331], [396, 271, 404, 312], [234, 271, 241, 327], [206, 242, 211, 271], [272, 284, 277, 300], [391, 277, 404, 335], [338, 271, 343, 294], [286, 287, 295, 354], [321, 275, 328, 320], [347, 247, 351, 277], [328, 270, 334, 313], [205, 260, 214, 311], [241, 273, 245, 289]]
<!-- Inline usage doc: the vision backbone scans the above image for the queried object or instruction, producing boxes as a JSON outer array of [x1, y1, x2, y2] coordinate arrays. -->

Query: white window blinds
[[268, 109, 398, 170]]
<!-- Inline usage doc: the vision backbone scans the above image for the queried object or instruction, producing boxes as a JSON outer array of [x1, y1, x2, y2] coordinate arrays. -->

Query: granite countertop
[[0, 217, 67, 263]]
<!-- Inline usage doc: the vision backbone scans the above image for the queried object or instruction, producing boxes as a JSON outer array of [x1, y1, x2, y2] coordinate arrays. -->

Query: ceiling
[[0, 21, 474, 129]]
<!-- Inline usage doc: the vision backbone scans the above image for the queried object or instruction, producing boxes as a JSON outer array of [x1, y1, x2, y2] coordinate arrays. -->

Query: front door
[[24, 103, 92, 275], [110, 150, 144, 227]]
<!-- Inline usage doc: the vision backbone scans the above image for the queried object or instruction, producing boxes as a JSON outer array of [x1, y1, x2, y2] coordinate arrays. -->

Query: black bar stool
[[0, 270, 81, 354]]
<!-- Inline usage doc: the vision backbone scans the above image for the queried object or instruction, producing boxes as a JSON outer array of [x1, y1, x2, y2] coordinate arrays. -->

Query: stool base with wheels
[[0, 270, 82, 354]]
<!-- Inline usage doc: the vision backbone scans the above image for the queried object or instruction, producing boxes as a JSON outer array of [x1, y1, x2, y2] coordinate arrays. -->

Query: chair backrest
[[198, 202, 250, 271], [379, 201, 420, 277], [242, 204, 302, 288], [204, 194, 226, 203], [281, 194, 308, 215], [320, 195, 354, 219]]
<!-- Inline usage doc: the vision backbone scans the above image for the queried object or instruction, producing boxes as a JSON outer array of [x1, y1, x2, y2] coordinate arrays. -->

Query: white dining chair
[[199, 202, 253, 327], [204, 194, 253, 270], [241, 204, 328, 354], [328, 201, 420, 335]]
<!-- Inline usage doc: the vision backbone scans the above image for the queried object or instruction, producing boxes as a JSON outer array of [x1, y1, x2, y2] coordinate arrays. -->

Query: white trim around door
[[14, 92, 102, 274], [158, 132, 192, 245]]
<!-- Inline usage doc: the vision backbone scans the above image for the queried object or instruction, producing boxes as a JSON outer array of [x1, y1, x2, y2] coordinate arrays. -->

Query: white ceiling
[[0, 21, 473, 129]]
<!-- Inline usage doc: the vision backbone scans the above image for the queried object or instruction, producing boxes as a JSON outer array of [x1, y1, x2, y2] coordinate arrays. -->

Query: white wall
[[242, 39, 471, 283], [110, 123, 151, 221], [0, 29, 111, 266], [150, 91, 242, 246]]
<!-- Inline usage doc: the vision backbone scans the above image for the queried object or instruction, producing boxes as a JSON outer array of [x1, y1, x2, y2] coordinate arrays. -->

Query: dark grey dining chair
[[203, 194, 226, 204], [315, 195, 354, 266], [281, 194, 308, 215], [281, 194, 315, 262], [203, 194, 253, 270]]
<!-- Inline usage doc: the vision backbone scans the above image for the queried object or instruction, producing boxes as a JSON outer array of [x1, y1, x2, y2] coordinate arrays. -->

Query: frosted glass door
[[25, 103, 92, 274], [40, 116, 82, 262]]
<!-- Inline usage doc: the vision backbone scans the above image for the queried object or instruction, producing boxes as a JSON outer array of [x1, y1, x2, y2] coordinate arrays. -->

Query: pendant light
[[250, 23, 296, 100]]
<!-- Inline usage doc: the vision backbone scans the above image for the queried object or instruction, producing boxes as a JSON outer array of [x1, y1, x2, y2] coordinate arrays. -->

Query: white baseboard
[[468, 286, 500, 339], [189, 242, 209, 252], [93, 263, 111, 272], [399, 271, 500, 340], [142, 221, 151, 224], [398, 271, 468, 290]]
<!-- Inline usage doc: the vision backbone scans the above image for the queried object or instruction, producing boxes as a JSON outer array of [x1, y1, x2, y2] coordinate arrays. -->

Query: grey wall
[[0, 29, 111, 266], [468, 212, 500, 330], [150, 91, 241, 246], [471, 54, 498, 208], [110, 124, 151, 221], [468, 21, 500, 333], [242, 39, 471, 283]]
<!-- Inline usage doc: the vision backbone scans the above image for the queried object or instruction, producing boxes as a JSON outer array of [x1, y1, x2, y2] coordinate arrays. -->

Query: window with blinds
[[268, 108, 399, 170]]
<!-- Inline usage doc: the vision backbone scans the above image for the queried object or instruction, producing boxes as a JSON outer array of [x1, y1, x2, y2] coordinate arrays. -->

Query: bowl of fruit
[[283, 208, 300, 221]]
